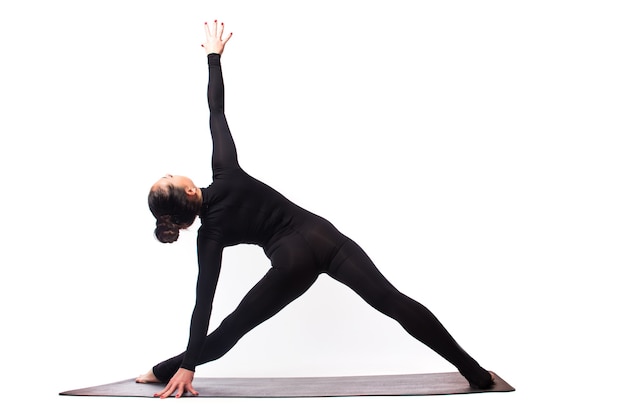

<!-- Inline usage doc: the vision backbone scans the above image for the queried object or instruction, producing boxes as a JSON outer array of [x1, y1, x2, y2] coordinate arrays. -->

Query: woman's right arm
[[155, 236, 223, 398], [180, 236, 224, 372], [203, 21, 239, 175]]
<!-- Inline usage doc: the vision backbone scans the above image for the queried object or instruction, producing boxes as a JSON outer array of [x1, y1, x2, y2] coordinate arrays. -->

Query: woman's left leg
[[327, 239, 493, 388]]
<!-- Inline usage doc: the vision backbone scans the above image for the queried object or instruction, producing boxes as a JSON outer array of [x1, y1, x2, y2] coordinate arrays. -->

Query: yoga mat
[[60, 372, 515, 398]]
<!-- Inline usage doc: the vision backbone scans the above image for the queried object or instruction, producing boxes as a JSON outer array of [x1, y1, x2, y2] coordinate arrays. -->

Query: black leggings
[[152, 227, 492, 388], [152, 54, 492, 388]]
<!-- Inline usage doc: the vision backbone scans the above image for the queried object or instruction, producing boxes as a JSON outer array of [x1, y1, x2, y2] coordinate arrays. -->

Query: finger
[[218, 21, 225, 39], [204, 21, 211, 40], [157, 387, 172, 398], [157, 383, 176, 399], [175, 382, 195, 398], [223, 31, 233, 45], [163, 385, 178, 399], [153, 382, 170, 397], [212, 19, 218, 38], [154, 384, 169, 398]]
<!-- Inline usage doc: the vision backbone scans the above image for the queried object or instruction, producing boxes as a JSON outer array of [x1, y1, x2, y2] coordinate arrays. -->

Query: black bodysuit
[[152, 54, 492, 388]]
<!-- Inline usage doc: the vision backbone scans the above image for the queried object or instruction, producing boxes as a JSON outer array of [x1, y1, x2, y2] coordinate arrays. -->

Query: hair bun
[[155, 215, 180, 243]]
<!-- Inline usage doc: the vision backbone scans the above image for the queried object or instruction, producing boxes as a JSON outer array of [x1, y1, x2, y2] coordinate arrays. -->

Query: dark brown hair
[[148, 184, 202, 243]]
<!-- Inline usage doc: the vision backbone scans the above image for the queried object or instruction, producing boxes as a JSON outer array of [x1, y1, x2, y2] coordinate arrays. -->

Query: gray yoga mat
[[60, 372, 515, 398]]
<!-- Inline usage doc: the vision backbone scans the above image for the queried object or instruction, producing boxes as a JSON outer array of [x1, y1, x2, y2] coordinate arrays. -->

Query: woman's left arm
[[203, 21, 239, 176]]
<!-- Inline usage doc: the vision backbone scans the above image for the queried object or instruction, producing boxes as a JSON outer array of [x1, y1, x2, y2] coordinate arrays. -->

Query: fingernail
[[204, 22, 207, 25]]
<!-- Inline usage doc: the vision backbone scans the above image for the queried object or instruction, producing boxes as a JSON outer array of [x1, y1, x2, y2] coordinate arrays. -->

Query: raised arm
[[203, 21, 239, 175]]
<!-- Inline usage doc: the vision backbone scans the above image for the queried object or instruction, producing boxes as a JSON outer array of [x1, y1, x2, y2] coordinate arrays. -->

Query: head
[[148, 174, 203, 243]]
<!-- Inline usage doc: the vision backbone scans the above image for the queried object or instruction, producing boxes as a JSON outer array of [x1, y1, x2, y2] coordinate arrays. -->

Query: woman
[[137, 20, 494, 398]]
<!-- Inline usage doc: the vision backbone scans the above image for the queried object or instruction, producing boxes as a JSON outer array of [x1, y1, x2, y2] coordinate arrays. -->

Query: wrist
[[207, 53, 221, 66], [180, 364, 196, 372]]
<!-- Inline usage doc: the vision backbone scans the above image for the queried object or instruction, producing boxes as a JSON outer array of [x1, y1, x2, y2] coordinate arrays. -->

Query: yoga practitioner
[[137, 20, 494, 398]]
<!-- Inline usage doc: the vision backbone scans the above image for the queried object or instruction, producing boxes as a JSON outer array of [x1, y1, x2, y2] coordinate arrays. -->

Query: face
[[151, 174, 201, 201]]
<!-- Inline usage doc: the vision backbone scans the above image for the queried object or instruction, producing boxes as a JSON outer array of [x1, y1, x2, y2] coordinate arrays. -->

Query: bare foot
[[135, 368, 161, 384]]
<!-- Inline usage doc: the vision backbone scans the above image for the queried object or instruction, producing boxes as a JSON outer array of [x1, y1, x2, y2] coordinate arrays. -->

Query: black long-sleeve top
[[180, 54, 321, 371]]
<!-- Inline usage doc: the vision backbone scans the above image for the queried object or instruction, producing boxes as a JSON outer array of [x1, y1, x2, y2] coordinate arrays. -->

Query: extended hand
[[202, 20, 233, 55], [154, 368, 198, 398]]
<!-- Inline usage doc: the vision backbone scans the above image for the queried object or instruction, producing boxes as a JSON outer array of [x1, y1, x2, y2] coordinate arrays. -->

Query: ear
[[185, 186, 197, 196]]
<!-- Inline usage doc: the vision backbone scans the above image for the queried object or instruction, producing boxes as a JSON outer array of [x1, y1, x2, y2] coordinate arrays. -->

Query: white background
[[1, 1, 625, 416]]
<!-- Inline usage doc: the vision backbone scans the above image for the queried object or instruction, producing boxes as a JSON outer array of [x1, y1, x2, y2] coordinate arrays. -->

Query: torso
[[199, 167, 348, 270]]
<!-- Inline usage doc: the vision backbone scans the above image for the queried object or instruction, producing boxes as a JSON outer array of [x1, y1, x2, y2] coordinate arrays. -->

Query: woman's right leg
[[327, 239, 493, 388], [152, 236, 320, 382]]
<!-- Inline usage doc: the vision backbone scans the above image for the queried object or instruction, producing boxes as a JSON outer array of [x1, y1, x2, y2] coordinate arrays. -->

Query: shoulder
[[197, 223, 224, 245]]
